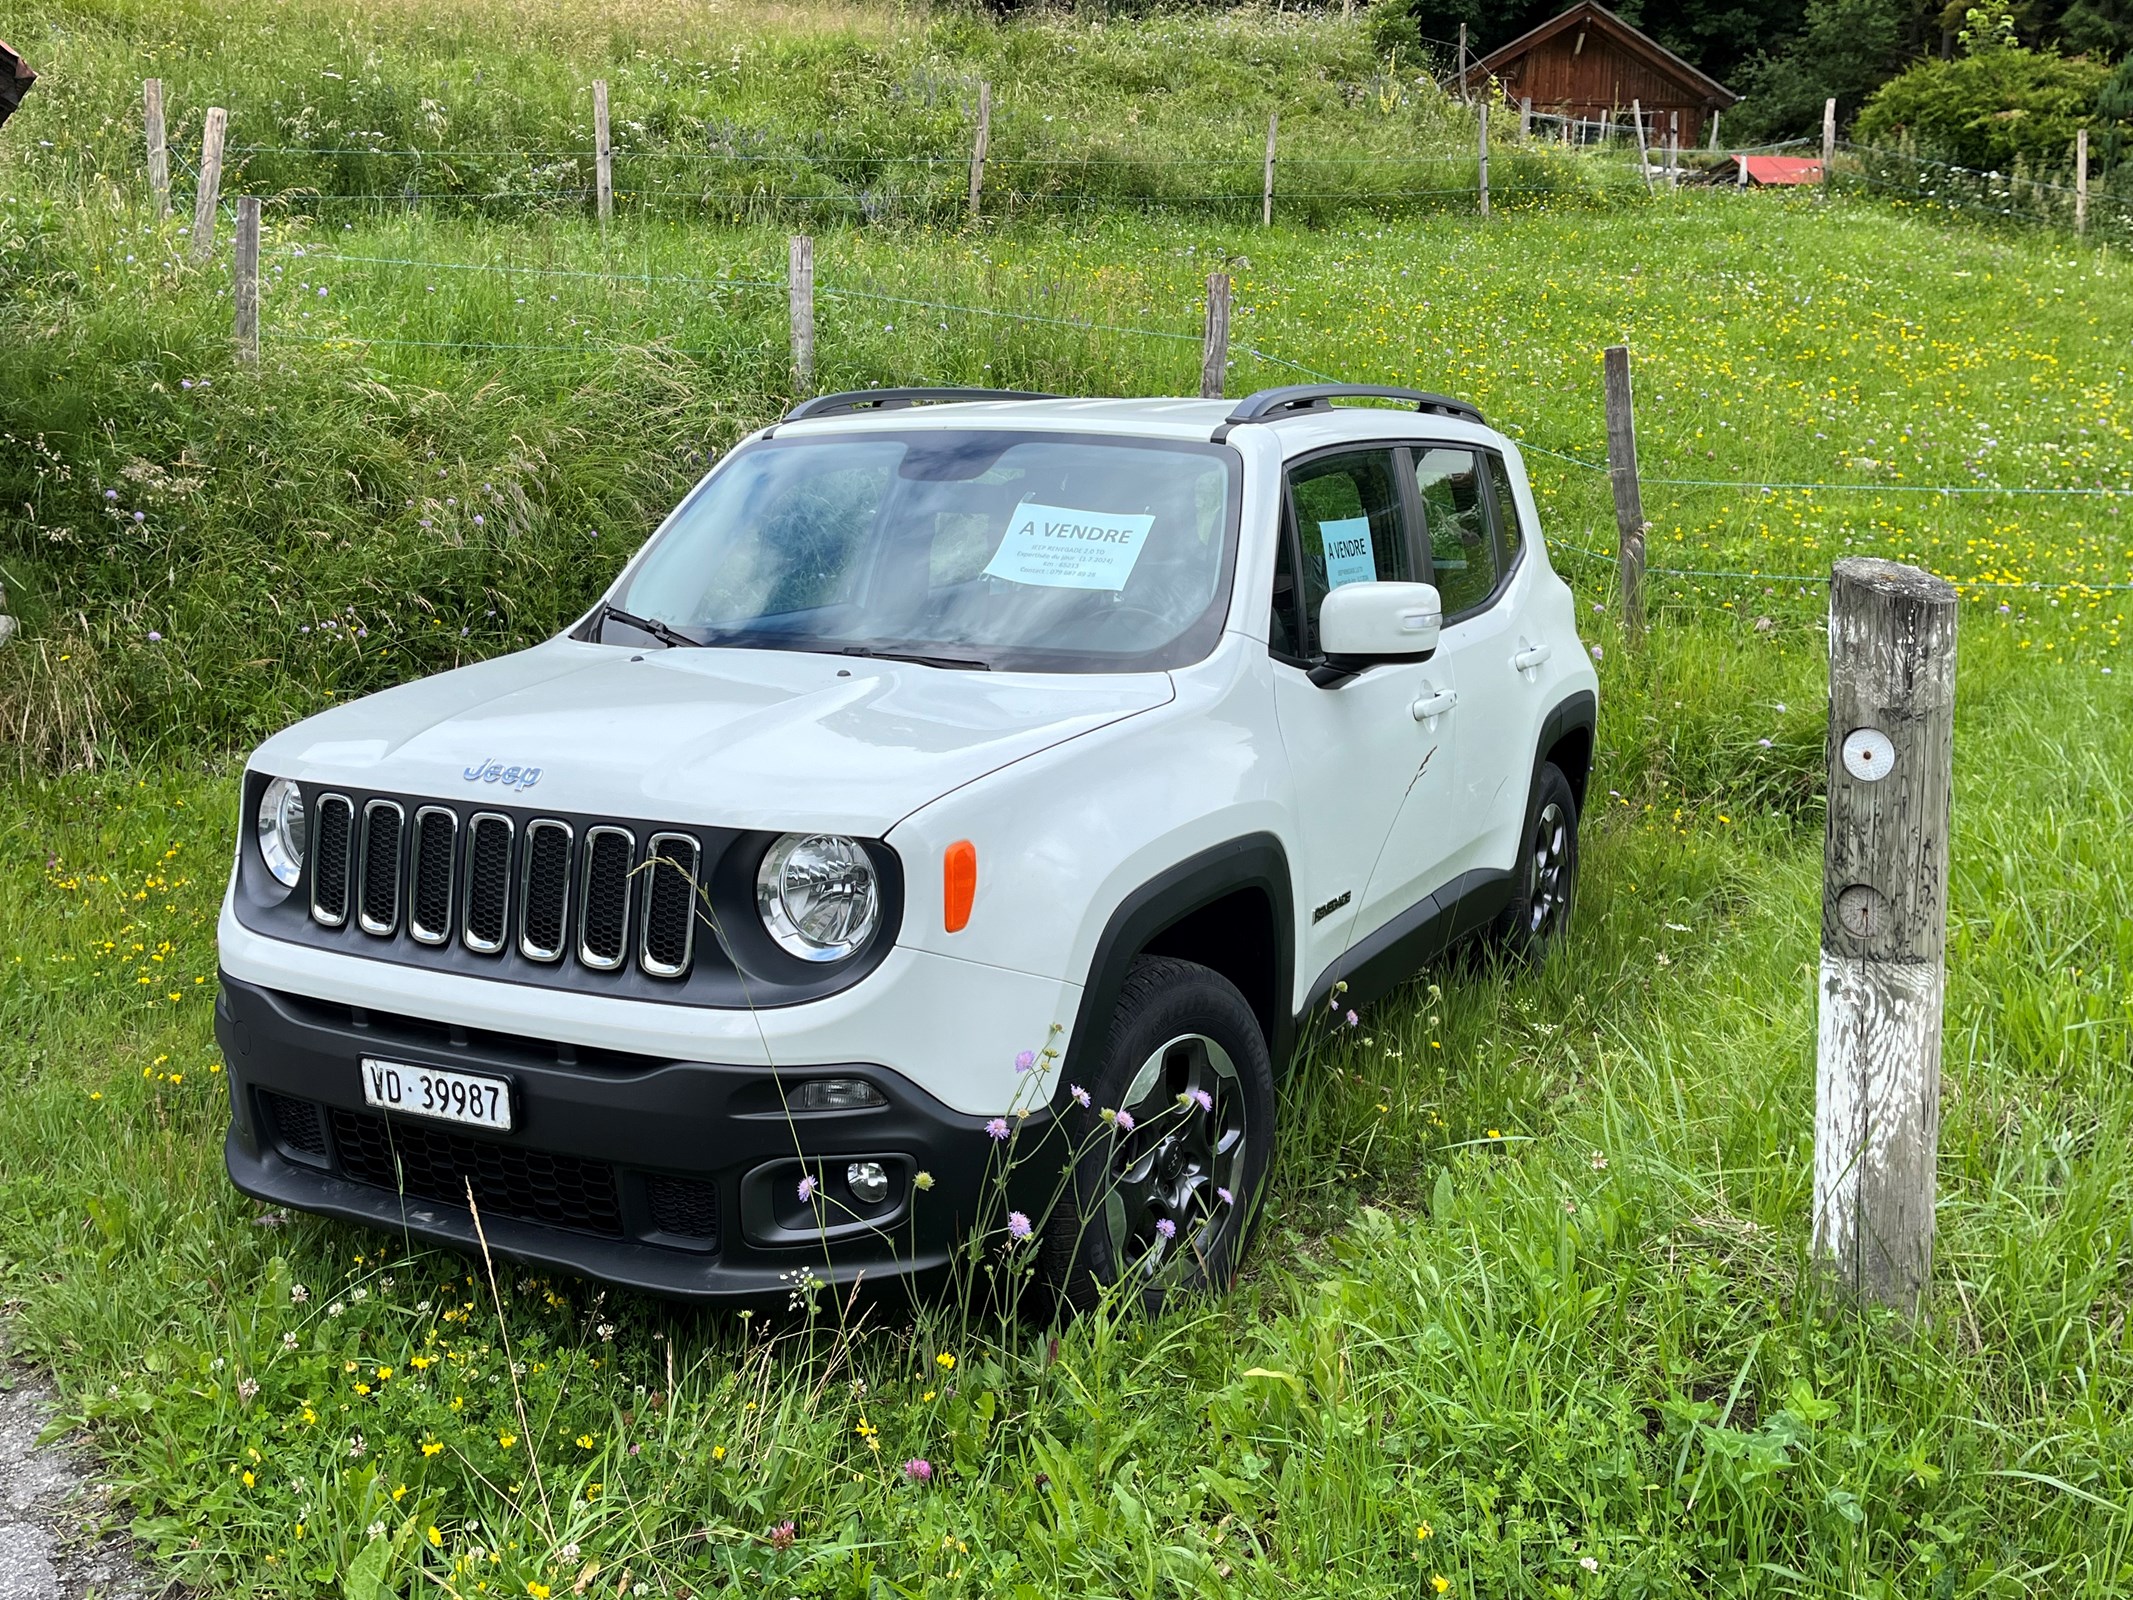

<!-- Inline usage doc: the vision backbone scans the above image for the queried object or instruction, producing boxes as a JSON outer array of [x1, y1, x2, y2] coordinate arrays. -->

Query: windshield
[[608, 430, 1240, 672]]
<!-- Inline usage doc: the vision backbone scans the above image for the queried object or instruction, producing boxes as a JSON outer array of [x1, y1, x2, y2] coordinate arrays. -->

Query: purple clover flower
[[796, 1174, 816, 1202], [1014, 1050, 1037, 1073], [1154, 1218, 1176, 1241], [902, 1458, 933, 1483], [985, 1117, 1009, 1141], [1188, 1088, 1213, 1113], [1006, 1210, 1031, 1241], [1345, 1010, 1359, 1027], [1217, 1187, 1234, 1206], [1114, 1109, 1135, 1134], [103, 489, 117, 501], [1069, 1084, 1090, 1108], [145, 630, 162, 642]]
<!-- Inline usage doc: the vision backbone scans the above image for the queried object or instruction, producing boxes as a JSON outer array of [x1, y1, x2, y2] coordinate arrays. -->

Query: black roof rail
[[1213, 384, 1485, 442], [781, 387, 1061, 422]]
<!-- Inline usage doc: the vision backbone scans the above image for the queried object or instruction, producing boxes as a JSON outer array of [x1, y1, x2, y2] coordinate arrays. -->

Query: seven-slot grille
[[307, 795, 702, 981]]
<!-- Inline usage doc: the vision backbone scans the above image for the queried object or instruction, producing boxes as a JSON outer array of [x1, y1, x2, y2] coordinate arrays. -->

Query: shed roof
[[1464, 2, 1738, 109], [1737, 155, 1823, 185]]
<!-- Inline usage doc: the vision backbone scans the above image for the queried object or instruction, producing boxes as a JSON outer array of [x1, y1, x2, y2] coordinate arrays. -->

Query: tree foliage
[[1852, 37, 2108, 166]]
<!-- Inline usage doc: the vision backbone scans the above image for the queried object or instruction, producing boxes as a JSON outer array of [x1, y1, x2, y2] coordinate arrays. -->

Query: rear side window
[[1285, 450, 1410, 653], [1412, 447, 1497, 618], [1487, 453, 1524, 563]]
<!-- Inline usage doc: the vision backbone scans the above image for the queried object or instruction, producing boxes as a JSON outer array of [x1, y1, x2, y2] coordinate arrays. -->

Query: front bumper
[[216, 974, 1044, 1302]]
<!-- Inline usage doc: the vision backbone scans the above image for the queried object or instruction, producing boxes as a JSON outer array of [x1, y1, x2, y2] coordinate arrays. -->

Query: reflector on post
[[944, 840, 977, 933]]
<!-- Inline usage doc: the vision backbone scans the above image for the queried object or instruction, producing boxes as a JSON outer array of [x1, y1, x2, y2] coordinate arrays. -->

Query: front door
[[1269, 447, 1461, 987]]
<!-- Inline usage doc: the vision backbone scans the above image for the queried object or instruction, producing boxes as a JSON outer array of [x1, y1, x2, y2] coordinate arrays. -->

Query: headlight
[[256, 776, 307, 889], [756, 833, 879, 962]]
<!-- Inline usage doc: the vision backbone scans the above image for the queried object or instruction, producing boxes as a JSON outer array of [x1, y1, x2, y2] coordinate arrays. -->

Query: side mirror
[[1312, 582, 1441, 686]]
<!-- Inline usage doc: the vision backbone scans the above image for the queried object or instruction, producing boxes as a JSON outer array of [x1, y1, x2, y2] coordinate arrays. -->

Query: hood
[[249, 639, 1174, 834]]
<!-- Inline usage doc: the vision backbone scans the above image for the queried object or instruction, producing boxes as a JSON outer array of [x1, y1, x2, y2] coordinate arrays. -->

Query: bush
[[1852, 46, 2108, 171]]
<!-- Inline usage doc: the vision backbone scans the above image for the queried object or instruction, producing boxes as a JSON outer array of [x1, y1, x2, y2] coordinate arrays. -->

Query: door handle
[[1411, 689, 1458, 722], [1512, 643, 1552, 673]]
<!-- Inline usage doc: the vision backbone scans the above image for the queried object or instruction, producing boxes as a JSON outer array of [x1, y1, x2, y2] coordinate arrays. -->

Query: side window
[[1486, 454, 1524, 565], [1284, 450, 1410, 656], [1412, 447, 1498, 618]]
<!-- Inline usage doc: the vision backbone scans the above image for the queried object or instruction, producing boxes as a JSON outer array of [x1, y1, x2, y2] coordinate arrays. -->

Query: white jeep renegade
[[218, 384, 1598, 1306]]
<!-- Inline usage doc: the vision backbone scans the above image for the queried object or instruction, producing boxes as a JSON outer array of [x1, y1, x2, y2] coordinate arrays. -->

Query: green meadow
[[3, 1, 2132, 1594]]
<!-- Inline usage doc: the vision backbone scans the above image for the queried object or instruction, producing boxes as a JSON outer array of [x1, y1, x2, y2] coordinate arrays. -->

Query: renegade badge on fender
[[217, 384, 1598, 1308]]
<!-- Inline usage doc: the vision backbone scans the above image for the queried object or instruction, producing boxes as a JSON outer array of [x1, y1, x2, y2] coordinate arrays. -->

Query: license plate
[[361, 1057, 513, 1132]]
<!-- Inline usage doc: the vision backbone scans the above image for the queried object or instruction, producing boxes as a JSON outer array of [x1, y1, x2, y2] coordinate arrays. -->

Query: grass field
[[5, 1, 2133, 1595]]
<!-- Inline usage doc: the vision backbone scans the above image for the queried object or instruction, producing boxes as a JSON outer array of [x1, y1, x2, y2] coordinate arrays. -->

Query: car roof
[[768, 396, 1513, 457]]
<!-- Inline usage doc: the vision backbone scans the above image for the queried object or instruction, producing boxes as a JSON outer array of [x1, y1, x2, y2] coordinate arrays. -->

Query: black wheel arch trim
[[1062, 834, 1296, 1093], [1535, 689, 1598, 813]]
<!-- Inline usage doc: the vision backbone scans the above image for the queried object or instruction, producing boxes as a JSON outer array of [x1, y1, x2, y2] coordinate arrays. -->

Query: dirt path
[[0, 1339, 153, 1600]]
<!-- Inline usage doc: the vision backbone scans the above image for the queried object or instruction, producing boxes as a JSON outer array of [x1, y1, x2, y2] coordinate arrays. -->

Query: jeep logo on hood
[[464, 759, 542, 792]]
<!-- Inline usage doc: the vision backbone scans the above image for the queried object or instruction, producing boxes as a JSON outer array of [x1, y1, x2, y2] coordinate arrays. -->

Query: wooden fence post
[[788, 234, 815, 387], [592, 79, 613, 225], [1457, 24, 1469, 102], [1821, 96, 1837, 190], [1477, 101, 1490, 219], [1814, 557, 1957, 1311], [1519, 96, 1532, 139], [1667, 112, 1679, 189], [1708, 107, 1721, 149], [2076, 127, 2088, 236], [1602, 344, 1645, 634], [1737, 149, 1750, 187], [1630, 99, 1653, 196], [143, 79, 171, 218], [233, 196, 260, 362], [1200, 272, 1230, 400], [967, 81, 991, 223], [189, 106, 227, 261], [1262, 113, 1278, 227]]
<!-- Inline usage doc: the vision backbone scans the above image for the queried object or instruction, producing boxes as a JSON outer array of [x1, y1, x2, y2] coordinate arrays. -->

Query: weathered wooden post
[[1477, 101, 1490, 219], [967, 81, 991, 222], [1200, 272, 1230, 400], [2075, 127, 2088, 236], [233, 196, 260, 361], [1630, 99, 1653, 195], [1602, 343, 1645, 634], [1519, 96, 1532, 139], [1814, 557, 1956, 1311], [1262, 113, 1278, 227], [1457, 24, 1469, 102], [1737, 149, 1750, 188], [1708, 107, 1721, 149], [143, 79, 171, 218], [1821, 96, 1837, 189], [788, 234, 815, 387], [592, 79, 613, 225], [189, 106, 227, 260]]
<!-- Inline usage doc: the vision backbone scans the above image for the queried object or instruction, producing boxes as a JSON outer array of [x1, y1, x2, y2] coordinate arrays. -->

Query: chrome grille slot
[[577, 826, 635, 972], [462, 813, 513, 955], [357, 800, 405, 936], [409, 806, 458, 946], [310, 793, 354, 928], [518, 820, 574, 963], [639, 832, 701, 979]]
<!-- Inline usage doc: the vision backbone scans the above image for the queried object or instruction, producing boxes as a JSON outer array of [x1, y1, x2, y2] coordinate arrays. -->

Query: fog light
[[787, 1077, 887, 1112], [846, 1161, 890, 1205]]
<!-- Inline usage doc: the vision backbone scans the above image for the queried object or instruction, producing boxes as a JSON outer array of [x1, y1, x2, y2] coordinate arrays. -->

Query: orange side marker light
[[944, 840, 977, 933]]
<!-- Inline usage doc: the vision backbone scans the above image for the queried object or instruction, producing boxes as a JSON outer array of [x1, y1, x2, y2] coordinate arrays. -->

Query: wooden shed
[[1461, 2, 1736, 148]]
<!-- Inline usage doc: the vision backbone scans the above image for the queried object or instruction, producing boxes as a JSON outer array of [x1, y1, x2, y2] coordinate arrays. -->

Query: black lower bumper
[[215, 974, 1035, 1303]]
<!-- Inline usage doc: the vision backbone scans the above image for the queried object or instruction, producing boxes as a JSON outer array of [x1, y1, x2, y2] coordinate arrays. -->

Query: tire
[[1038, 955, 1276, 1316], [1492, 760, 1580, 963]]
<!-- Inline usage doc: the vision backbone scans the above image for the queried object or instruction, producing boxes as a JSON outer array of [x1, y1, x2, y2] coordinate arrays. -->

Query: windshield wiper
[[596, 601, 700, 650], [839, 646, 992, 672]]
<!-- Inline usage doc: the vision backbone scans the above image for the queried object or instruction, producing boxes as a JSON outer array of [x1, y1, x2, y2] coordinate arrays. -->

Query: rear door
[[1406, 445, 1531, 879], [1268, 447, 1461, 981]]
